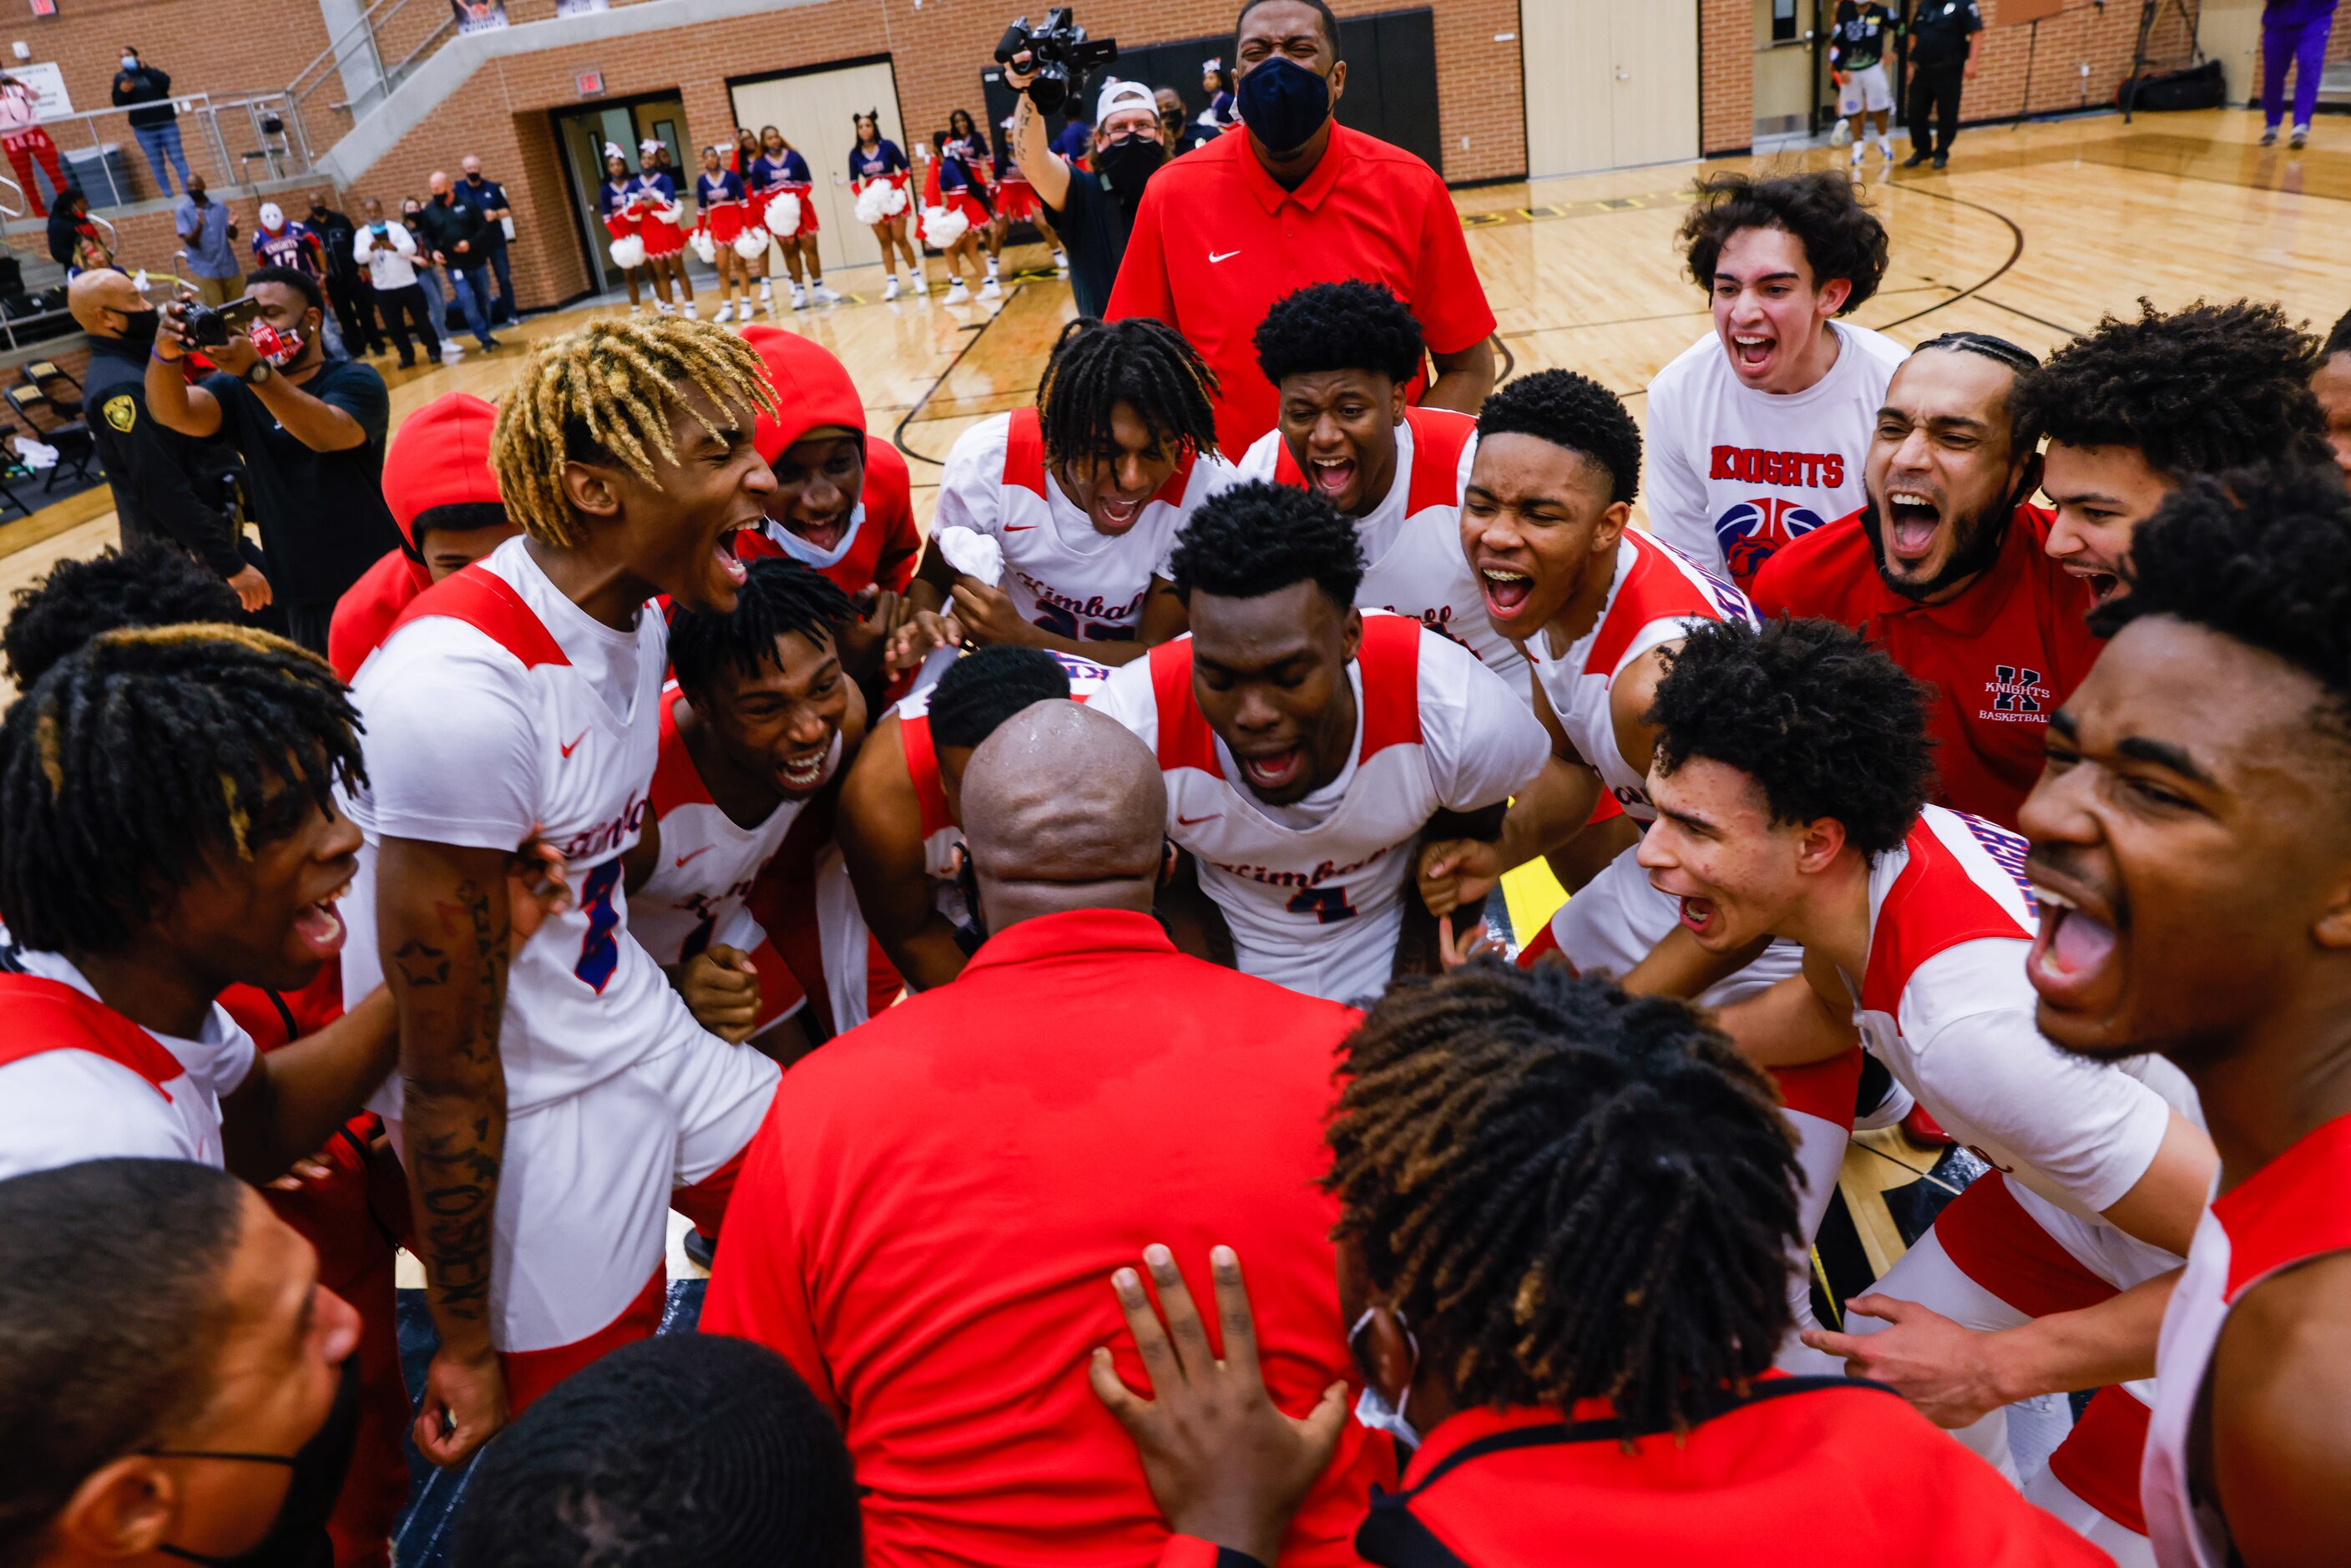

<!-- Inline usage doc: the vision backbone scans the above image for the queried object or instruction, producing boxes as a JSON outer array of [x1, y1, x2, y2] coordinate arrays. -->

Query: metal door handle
[[1615, 68, 1631, 80]]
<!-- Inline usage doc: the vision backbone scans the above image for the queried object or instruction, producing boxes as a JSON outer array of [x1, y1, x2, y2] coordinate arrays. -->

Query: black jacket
[[1907, 0, 1983, 68], [306, 206, 363, 281], [413, 195, 489, 264], [110, 64, 176, 130], [84, 334, 245, 578]]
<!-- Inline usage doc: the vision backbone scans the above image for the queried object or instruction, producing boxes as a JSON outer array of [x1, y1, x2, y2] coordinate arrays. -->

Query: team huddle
[[3, 123, 2351, 1568]]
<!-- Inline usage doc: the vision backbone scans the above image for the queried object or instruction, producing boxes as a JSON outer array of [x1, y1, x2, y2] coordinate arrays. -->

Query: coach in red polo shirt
[[1751, 332, 2101, 826], [1108, 0, 1494, 455], [702, 700, 1387, 1565]]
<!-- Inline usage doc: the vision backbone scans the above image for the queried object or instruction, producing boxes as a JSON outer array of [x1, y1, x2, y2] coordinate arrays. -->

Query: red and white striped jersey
[[1091, 614, 1548, 1004], [1527, 529, 1757, 822]]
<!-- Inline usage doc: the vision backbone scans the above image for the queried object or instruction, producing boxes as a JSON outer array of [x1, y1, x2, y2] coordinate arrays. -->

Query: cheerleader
[[990, 110, 1067, 278], [631, 138, 696, 317], [598, 146, 661, 312], [732, 126, 774, 304], [1201, 58, 1237, 127], [695, 144, 756, 323], [751, 124, 839, 310], [927, 109, 994, 303], [849, 109, 921, 301]]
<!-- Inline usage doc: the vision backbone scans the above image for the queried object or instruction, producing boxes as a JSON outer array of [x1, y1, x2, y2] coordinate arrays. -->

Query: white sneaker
[[1830, 119, 1852, 148], [883, 275, 901, 301], [1850, 143, 1865, 167], [440, 341, 464, 363], [978, 278, 1002, 301], [985, 258, 1000, 278], [811, 283, 842, 304], [714, 302, 735, 324], [628, 302, 643, 315], [1877, 139, 1894, 161], [656, 300, 675, 314], [2292, 123, 2310, 149], [758, 279, 773, 301], [790, 283, 808, 310], [1053, 249, 1069, 273], [944, 280, 970, 304], [682, 301, 698, 320]]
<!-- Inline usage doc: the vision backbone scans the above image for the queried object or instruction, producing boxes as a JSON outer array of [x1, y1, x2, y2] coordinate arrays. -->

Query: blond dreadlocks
[[490, 316, 780, 547]]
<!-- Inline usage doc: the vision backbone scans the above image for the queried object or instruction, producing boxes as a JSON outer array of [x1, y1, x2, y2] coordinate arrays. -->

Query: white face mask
[[1347, 1306, 1422, 1449], [258, 202, 285, 231], [121, 55, 139, 72]]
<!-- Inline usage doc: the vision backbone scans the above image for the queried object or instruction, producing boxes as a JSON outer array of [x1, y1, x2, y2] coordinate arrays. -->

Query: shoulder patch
[[102, 393, 137, 433]]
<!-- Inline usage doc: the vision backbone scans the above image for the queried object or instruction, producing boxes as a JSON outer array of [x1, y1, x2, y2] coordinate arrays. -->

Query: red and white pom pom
[[919, 203, 968, 249], [763, 191, 801, 237], [732, 227, 770, 260], [609, 234, 646, 271], [688, 225, 717, 266], [655, 201, 685, 228], [854, 181, 908, 225]]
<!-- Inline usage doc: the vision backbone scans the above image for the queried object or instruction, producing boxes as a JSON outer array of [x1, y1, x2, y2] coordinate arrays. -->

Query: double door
[[1521, 0, 1701, 177], [730, 58, 907, 277]]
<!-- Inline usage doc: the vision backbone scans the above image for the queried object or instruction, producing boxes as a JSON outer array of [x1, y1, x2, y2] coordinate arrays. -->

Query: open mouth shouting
[[1729, 331, 1777, 377], [1676, 893, 1727, 943], [715, 524, 750, 588], [1237, 744, 1305, 794], [790, 511, 851, 554], [1884, 488, 1944, 567], [2025, 873, 2124, 1019], [1308, 454, 1358, 506], [2059, 559, 2123, 604], [777, 742, 832, 794], [291, 877, 352, 962], [1091, 493, 1146, 535], [1475, 557, 1535, 620]]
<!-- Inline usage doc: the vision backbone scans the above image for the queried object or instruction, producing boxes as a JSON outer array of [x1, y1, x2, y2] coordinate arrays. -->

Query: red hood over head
[[745, 322, 868, 464]]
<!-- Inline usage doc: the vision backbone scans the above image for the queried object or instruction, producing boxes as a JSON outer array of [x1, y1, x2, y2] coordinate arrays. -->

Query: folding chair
[[20, 359, 82, 420], [3, 384, 96, 491]]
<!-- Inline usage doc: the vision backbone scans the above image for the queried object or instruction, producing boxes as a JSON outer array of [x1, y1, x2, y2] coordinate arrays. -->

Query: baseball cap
[[1097, 78, 1156, 126]]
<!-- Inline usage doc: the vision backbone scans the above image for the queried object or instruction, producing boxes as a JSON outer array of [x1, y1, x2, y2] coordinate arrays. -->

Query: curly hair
[[2015, 298, 2329, 479], [1648, 618, 1932, 857], [1252, 281, 1424, 387], [1166, 480, 1365, 609], [1325, 964, 1802, 1434], [928, 645, 1074, 751], [1678, 170, 1888, 314], [669, 556, 854, 695], [3, 544, 240, 689], [2094, 462, 2351, 755], [1039, 317, 1221, 470], [1474, 369, 1644, 506], [2323, 305, 2351, 362]]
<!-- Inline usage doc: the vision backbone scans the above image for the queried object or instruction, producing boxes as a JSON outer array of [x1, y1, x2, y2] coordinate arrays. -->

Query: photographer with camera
[[1001, 27, 1164, 320], [145, 266, 402, 655]]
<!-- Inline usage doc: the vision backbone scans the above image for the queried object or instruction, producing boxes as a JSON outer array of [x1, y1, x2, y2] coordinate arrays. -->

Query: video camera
[[996, 8, 1117, 115], [180, 293, 266, 351]]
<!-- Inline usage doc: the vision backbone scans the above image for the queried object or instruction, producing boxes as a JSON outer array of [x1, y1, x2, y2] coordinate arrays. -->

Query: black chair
[[3, 384, 96, 491], [20, 359, 81, 420]]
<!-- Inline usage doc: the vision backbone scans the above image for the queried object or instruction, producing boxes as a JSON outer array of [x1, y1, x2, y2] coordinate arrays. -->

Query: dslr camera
[[179, 293, 265, 350], [996, 8, 1117, 114]]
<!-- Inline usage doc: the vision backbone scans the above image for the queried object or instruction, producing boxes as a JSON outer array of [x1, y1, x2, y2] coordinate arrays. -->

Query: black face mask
[[113, 306, 161, 350], [149, 1355, 361, 1567], [1236, 54, 1332, 155], [1095, 134, 1165, 205]]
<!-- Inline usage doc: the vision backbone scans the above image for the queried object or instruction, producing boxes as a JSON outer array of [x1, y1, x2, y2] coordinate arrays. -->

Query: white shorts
[[1546, 846, 1803, 1009], [385, 1034, 779, 1353], [1840, 63, 1894, 115]]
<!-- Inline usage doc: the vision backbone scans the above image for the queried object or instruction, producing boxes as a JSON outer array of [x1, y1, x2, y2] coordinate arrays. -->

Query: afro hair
[[3, 544, 241, 690], [1474, 369, 1644, 506], [2015, 299, 2330, 479], [1678, 170, 1888, 315], [1647, 617, 1934, 858], [1253, 281, 1426, 387], [928, 645, 1074, 751], [1167, 479, 1366, 609], [2094, 462, 2351, 751]]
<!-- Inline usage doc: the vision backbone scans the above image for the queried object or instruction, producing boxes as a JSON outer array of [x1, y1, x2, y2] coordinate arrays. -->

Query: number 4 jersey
[[1091, 614, 1550, 1004]]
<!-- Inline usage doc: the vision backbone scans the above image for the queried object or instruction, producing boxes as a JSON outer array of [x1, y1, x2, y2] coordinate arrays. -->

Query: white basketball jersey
[[1092, 615, 1549, 1004], [1527, 529, 1758, 822], [630, 683, 837, 969], [1236, 406, 1527, 691], [343, 540, 712, 1114], [931, 407, 1238, 644]]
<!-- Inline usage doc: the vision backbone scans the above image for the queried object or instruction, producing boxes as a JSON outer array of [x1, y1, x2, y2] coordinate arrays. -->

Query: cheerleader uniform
[[752, 147, 820, 239], [600, 178, 644, 266], [930, 133, 993, 230], [992, 129, 1042, 223], [848, 138, 912, 210], [695, 167, 748, 246], [629, 169, 685, 258]]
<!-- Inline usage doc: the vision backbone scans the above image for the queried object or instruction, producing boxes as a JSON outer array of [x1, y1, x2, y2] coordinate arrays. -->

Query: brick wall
[[1701, 0, 1753, 154], [1958, 0, 2206, 122]]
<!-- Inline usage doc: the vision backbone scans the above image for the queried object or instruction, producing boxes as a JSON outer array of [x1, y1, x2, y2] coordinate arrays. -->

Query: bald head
[[67, 267, 150, 338], [962, 702, 1167, 930]]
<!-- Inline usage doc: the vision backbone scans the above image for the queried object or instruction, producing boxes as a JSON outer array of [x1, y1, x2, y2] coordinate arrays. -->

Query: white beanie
[[1096, 78, 1156, 126]]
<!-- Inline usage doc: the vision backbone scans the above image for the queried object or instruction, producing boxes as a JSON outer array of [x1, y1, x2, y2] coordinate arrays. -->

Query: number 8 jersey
[[1091, 614, 1550, 1004]]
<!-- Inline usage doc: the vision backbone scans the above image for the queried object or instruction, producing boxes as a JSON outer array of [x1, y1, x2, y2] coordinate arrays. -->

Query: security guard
[[67, 268, 263, 610], [1904, 0, 1983, 170]]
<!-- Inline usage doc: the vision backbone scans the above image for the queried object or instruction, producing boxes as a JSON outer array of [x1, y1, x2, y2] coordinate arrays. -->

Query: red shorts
[[941, 190, 991, 231], [639, 210, 685, 257], [996, 178, 1042, 222], [706, 201, 746, 245]]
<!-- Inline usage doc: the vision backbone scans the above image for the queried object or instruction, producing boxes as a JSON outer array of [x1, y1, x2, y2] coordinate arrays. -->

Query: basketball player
[[2015, 465, 2351, 1566], [1090, 482, 1549, 1004], [837, 645, 1110, 993], [2318, 306, 2351, 481], [1645, 172, 1904, 585], [623, 558, 865, 1062], [341, 318, 784, 1461], [1640, 617, 2215, 1562], [1238, 280, 1525, 687], [2019, 299, 2331, 601], [1829, 2, 1898, 165], [895, 318, 1232, 668]]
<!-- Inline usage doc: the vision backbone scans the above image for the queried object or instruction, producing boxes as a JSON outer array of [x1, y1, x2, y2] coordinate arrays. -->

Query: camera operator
[[145, 266, 402, 655], [1002, 68, 1163, 318]]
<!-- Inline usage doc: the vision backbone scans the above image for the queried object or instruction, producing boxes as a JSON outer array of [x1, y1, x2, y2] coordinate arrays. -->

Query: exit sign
[[575, 69, 604, 98], [29, 0, 57, 17]]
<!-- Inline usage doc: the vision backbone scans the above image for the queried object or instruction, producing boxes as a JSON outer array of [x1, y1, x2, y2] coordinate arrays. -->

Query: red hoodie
[[739, 323, 920, 598], [329, 392, 503, 682]]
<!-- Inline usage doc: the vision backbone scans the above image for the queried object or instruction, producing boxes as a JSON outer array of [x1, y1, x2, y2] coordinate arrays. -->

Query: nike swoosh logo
[[1208, 250, 1240, 263], [1176, 813, 1219, 827], [1004, 524, 1039, 532], [559, 729, 589, 759], [674, 845, 715, 867]]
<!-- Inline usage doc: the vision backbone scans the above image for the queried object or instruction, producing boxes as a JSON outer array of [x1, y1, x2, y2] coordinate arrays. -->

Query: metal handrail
[[0, 172, 21, 222], [290, 0, 453, 124], [3, 91, 317, 205]]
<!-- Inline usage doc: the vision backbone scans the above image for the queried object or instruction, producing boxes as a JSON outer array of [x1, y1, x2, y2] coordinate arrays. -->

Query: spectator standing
[[172, 174, 241, 306], [416, 170, 502, 352], [65, 270, 262, 609], [1155, 86, 1216, 156], [1109, 0, 1496, 455], [0, 73, 67, 213], [1049, 111, 1092, 161], [307, 190, 386, 361], [111, 47, 190, 195], [1903, 0, 1983, 170], [703, 701, 1391, 1565], [354, 196, 442, 369], [455, 154, 518, 324], [402, 195, 454, 346], [252, 200, 345, 358], [2260, 1, 2338, 148], [45, 187, 111, 274], [148, 265, 403, 654], [1003, 74, 1164, 319], [1201, 57, 1238, 125]]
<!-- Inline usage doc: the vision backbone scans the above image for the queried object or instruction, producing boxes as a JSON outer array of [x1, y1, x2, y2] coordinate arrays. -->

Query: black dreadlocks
[[3, 544, 240, 689], [669, 555, 854, 694], [0, 625, 365, 955], [1166, 480, 1364, 609], [1038, 317, 1221, 471], [1326, 964, 1802, 1434], [1253, 280, 1425, 387], [928, 645, 1074, 751]]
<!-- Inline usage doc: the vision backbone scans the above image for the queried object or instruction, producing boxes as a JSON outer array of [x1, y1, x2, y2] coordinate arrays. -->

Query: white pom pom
[[732, 228, 769, 260], [655, 202, 684, 227], [853, 183, 891, 225], [609, 235, 645, 271], [878, 183, 908, 217], [763, 192, 801, 236], [689, 228, 717, 265], [919, 204, 968, 249]]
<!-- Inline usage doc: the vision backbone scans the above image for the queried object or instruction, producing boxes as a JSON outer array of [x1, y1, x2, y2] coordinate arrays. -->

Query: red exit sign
[[575, 69, 604, 98], [29, 0, 58, 17]]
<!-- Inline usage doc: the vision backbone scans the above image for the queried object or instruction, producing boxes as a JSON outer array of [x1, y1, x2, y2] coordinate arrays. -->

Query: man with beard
[[2016, 464, 2351, 1565], [1752, 333, 2101, 827]]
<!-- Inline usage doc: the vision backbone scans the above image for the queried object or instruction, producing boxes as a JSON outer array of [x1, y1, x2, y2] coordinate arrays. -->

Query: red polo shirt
[[1107, 121, 1495, 456], [1750, 503, 2103, 827], [701, 907, 1390, 1565]]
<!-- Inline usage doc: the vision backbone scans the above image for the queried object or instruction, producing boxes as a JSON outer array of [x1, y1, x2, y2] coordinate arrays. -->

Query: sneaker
[[1830, 119, 1852, 148], [944, 279, 971, 304], [790, 282, 808, 310], [395, 357, 417, 370], [655, 300, 675, 314], [478, 337, 501, 352], [811, 282, 842, 305], [758, 279, 773, 301], [681, 1227, 718, 1272], [1931, 152, 1948, 169], [629, 302, 643, 314], [2260, 124, 2279, 146], [1903, 149, 1929, 168], [1053, 249, 1069, 273], [1877, 139, 1894, 161], [884, 275, 901, 301], [681, 301, 698, 320], [440, 342, 464, 363], [978, 278, 1002, 301], [715, 301, 735, 323], [2292, 123, 2310, 149], [1850, 143, 1865, 167], [985, 259, 1001, 279]]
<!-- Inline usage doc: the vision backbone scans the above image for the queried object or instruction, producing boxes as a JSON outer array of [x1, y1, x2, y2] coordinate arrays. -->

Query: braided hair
[[1037, 318, 1221, 471], [3, 544, 240, 689], [1325, 964, 1802, 1434], [669, 556, 855, 695], [0, 625, 363, 955], [491, 315, 779, 548]]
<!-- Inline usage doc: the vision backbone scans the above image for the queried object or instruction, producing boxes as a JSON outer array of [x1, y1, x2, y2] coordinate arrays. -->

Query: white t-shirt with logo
[[1643, 319, 1906, 586]]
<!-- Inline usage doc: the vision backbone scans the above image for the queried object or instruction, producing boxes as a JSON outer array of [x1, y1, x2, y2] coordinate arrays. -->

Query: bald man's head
[[67, 267, 152, 340], [961, 702, 1168, 931]]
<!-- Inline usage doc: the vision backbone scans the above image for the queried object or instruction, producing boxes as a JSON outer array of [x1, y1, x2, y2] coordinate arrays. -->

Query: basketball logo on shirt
[[1713, 496, 1830, 584], [1985, 664, 2051, 716]]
